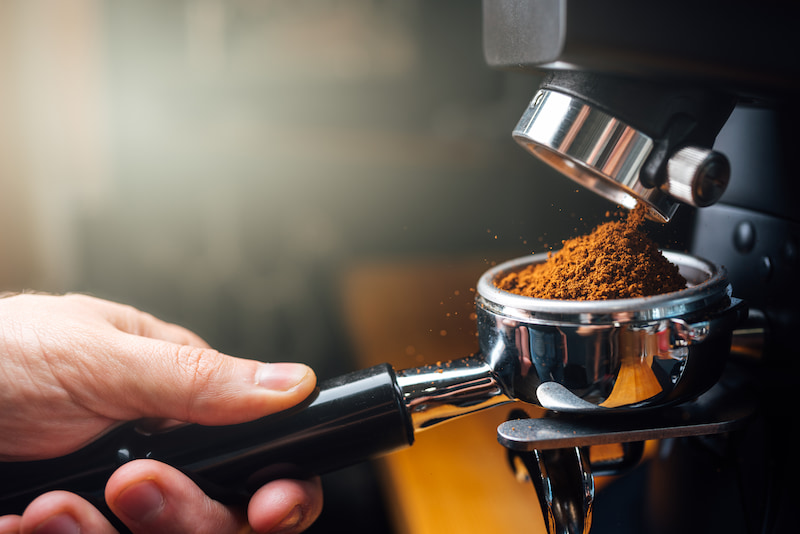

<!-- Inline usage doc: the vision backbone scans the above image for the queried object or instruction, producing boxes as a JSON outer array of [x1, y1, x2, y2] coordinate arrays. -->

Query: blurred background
[[0, 1, 620, 532]]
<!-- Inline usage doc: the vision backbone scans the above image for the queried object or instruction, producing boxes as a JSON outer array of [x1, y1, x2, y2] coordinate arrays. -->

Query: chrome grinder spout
[[511, 72, 734, 223]]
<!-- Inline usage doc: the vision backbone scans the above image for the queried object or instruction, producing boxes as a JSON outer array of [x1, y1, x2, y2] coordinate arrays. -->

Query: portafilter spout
[[0, 252, 743, 531]]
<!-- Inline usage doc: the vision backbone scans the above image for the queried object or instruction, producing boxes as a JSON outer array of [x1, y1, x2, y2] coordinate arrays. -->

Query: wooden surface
[[340, 257, 547, 534]]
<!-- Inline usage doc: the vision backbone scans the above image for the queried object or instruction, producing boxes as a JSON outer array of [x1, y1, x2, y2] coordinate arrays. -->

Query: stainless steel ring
[[512, 89, 679, 223], [477, 251, 731, 324]]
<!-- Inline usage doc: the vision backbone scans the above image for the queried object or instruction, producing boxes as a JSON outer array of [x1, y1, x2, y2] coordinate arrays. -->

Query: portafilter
[[0, 251, 744, 524]]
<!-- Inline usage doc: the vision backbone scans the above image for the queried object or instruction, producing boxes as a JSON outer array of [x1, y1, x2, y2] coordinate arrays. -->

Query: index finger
[[66, 294, 211, 348]]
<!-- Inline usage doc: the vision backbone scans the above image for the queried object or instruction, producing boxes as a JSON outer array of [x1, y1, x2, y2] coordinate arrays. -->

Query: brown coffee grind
[[496, 204, 686, 300]]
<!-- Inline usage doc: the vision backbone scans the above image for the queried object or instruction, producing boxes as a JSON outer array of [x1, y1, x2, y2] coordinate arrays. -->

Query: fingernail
[[33, 514, 80, 534], [113, 480, 165, 523], [271, 505, 303, 533], [256, 363, 311, 392]]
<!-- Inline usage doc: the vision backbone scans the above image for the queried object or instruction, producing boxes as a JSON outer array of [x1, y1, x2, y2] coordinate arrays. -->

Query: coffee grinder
[[483, 1, 799, 532]]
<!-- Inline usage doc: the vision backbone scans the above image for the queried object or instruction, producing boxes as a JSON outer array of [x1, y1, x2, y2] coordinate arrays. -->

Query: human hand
[[0, 293, 322, 533]]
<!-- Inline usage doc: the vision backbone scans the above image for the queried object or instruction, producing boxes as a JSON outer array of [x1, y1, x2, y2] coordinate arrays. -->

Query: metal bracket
[[498, 386, 755, 451], [498, 377, 756, 534]]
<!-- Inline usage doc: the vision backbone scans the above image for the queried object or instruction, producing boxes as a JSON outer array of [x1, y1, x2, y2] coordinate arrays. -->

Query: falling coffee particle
[[495, 204, 686, 300]]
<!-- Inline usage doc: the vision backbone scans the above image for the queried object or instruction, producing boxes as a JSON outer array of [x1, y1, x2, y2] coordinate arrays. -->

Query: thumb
[[106, 335, 317, 426]]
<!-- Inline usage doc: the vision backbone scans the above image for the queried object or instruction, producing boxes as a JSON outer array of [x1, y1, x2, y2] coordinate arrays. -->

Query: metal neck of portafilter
[[395, 355, 516, 431]]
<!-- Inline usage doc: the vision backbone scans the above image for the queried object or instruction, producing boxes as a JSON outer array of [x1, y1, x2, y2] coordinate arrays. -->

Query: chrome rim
[[477, 251, 730, 324]]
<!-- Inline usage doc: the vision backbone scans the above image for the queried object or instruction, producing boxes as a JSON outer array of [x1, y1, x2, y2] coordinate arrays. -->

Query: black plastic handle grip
[[0, 363, 413, 519]]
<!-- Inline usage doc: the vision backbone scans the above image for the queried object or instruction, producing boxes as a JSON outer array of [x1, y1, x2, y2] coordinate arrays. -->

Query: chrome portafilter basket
[[470, 251, 747, 534], [476, 250, 742, 413]]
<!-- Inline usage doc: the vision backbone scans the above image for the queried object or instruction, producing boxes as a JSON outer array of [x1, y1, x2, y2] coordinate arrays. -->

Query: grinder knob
[[663, 146, 730, 207]]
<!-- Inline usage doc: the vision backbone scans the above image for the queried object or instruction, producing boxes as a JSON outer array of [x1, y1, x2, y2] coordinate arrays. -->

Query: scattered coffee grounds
[[495, 204, 686, 300]]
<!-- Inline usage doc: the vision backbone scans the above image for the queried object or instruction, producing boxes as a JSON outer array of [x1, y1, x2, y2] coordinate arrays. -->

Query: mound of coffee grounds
[[495, 204, 686, 300]]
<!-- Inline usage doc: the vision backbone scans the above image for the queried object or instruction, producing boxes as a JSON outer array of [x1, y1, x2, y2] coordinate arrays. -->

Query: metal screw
[[664, 146, 731, 207]]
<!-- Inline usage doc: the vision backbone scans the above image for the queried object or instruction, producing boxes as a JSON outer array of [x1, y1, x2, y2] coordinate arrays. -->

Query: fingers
[[55, 294, 318, 426], [63, 293, 211, 348], [17, 491, 117, 534], [123, 313, 212, 349], [108, 336, 318, 425], [101, 295, 319, 425], [11, 461, 323, 534], [248, 478, 323, 534], [0, 515, 21, 534], [105, 460, 243, 534]]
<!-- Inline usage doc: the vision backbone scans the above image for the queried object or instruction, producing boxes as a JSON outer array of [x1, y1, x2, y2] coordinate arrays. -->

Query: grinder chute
[[511, 72, 735, 222]]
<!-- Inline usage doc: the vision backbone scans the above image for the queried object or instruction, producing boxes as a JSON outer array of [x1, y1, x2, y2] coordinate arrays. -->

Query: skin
[[0, 293, 323, 534]]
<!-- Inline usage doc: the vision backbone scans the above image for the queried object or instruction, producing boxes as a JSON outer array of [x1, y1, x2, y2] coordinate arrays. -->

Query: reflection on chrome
[[396, 355, 513, 430]]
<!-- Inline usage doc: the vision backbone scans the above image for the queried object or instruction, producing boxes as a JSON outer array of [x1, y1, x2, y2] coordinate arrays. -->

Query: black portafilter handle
[[0, 363, 414, 524]]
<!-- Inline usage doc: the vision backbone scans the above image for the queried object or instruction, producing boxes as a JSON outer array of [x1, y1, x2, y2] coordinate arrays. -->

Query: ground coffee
[[495, 204, 686, 300]]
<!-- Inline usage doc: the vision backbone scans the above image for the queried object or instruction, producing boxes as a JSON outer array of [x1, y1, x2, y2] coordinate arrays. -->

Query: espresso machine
[[1, 2, 798, 534], [482, 1, 800, 532]]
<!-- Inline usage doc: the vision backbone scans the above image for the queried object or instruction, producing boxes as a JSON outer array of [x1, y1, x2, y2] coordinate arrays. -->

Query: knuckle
[[175, 345, 220, 386], [173, 345, 224, 419]]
